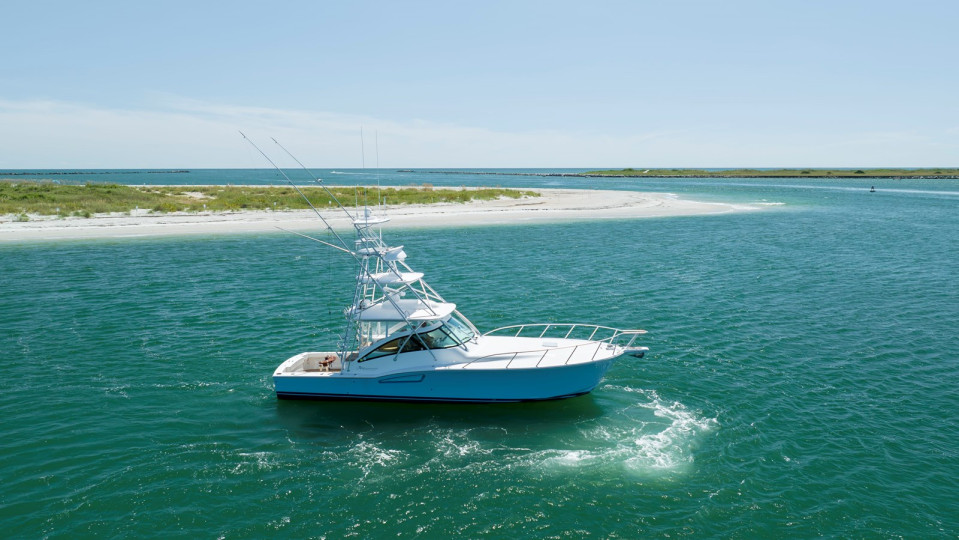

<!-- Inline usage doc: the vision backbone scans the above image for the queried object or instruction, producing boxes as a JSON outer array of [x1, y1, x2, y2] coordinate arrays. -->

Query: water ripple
[[2, 183, 959, 537]]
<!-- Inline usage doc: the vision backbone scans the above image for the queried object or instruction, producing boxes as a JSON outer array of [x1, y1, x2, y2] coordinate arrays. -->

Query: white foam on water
[[411, 428, 504, 478], [623, 393, 717, 472], [267, 516, 291, 531], [346, 440, 408, 480], [104, 384, 130, 398], [433, 428, 493, 459], [534, 387, 718, 476], [541, 449, 594, 466], [726, 201, 787, 211], [232, 451, 278, 473]]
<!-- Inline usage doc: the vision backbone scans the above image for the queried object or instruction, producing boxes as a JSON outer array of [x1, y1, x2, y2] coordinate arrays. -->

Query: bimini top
[[348, 298, 456, 322]]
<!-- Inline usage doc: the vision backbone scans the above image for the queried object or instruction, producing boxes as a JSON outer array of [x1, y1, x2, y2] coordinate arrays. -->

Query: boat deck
[[277, 352, 344, 374]]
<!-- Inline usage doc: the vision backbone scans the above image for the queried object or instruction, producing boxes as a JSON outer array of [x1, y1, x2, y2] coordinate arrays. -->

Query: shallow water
[[1, 171, 957, 537]]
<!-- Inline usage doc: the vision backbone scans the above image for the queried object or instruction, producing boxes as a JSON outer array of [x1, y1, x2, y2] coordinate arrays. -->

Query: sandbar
[[0, 188, 759, 242]]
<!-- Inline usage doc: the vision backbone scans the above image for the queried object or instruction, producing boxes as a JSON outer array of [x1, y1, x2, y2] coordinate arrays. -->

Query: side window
[[400, 336, 426, 353], [359, 335, 426, 362], [359, 337, 402, 362]]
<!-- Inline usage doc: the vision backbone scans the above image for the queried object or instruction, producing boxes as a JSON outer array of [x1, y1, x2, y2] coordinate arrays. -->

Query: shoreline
[[399, 169, 959, 180], [0, 188, 762, 242]]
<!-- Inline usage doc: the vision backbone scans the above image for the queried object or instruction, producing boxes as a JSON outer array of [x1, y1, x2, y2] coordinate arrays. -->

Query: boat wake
[[300, 388, 716, 492], [346, 440, 409, 481], [535, 387, 717, 475], [362, 388, 719, 477]]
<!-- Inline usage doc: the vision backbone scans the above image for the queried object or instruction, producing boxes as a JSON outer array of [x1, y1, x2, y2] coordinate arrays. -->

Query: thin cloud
[[1, 98, 955, 168], [0, 98, 669, 168]]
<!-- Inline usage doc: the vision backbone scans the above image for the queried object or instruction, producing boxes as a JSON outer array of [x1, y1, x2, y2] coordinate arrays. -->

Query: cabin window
[[359, 334, 426, 362]]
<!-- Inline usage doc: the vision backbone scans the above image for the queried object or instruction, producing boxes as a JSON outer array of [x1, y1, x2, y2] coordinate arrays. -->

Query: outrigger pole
[[239, 131, 353, 255], [270, 137, 358, 220], [269, 137, 422, 289], [274, 227, 353, 254], [242, 132, 451, 363]]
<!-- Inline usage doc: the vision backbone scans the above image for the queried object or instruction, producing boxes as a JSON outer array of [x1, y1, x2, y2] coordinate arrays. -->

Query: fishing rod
[[271, 137, 431, 288], [269, 135, 444, 318], [247, 133, 443, 326], [239, 131, 353, 255], [245, 132, 386, 365], [274, 227, 353, 254], [270, 137, 360, 222]]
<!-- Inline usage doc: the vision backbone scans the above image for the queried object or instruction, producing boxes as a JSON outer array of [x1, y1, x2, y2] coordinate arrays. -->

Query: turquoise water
[[2, 171, 958, 537]]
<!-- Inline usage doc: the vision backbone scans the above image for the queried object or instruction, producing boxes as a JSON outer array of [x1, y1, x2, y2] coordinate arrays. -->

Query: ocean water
[[2, 170, 958, 537]]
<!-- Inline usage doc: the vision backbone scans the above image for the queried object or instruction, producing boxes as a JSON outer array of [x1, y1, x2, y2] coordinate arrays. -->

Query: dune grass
[[0, 182, 539, 217]]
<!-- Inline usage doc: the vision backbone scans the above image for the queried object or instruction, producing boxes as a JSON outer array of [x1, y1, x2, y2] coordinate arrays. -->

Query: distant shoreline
[[0, 188, 761, 242], [4, 168, 956, 180], [0, 170, 190, 176], [398, 168, 959, 180]]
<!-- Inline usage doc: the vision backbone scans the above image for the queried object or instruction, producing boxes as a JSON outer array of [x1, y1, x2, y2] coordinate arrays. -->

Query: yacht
[[273, 204, 647, 402], [242, 134, 648, 402]]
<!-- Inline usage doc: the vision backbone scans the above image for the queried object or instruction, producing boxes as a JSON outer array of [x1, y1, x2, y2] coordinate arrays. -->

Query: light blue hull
[[274, 359, 615, 403]]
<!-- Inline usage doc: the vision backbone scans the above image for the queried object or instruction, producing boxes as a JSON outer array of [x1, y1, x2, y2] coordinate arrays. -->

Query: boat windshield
[[444, 316, 475, 343], [417, 318, 474, 350]]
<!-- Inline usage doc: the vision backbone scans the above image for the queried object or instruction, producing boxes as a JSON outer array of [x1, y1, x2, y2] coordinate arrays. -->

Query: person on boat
[[319, 354, 337, 369]]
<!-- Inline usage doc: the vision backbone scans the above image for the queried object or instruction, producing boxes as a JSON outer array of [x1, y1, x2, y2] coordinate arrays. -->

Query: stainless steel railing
[[484, 323, 646, 347], [459, 324, 647, 368]]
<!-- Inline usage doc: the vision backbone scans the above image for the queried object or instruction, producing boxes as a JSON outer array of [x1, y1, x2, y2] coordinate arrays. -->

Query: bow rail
[[484, 323, 646, 348], [458, 323, 648, 369]]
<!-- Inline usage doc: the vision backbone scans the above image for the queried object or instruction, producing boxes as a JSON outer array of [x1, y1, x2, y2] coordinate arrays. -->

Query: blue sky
[[1, 0, 956, 168]]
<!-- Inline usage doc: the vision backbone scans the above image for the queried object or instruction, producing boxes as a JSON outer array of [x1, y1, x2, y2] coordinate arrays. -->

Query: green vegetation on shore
[[0, 182, 539, 217], [586, 168, 959, 178]]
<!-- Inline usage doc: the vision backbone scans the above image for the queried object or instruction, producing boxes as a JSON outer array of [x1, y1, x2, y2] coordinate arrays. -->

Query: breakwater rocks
[[396, 170, 959, 180], [397, 170, 594, 178], [1, 170, 190, 176]]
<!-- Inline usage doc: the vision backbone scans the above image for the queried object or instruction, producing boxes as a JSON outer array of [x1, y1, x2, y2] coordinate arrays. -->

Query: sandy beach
[[0, 188, 756, 242]]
